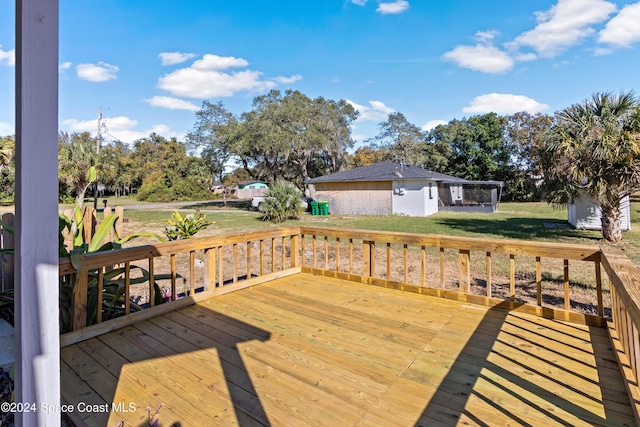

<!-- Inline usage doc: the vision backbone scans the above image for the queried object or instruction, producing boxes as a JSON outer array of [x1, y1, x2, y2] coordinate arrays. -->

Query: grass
[[2, 198, 629, 266], [121, 201, 640, 260]]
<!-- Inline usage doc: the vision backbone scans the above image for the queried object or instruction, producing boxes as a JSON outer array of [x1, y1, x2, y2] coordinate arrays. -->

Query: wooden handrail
[[59, 226, 621, 334], [600, 246, 640, 421], [59, 227, 302, 333], [298, 226, 605, 325], [298, 226, 601, 261], [59, 227, 301, 274]]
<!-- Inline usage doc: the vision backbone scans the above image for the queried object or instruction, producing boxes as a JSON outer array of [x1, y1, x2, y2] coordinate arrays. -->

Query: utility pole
[[93, 108, 102, 209]]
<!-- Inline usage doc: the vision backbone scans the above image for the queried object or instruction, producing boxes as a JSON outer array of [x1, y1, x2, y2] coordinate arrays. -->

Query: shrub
[[260, 182, 303, 223], [164, 209, 213, 240], [137, 172, 212, 202]]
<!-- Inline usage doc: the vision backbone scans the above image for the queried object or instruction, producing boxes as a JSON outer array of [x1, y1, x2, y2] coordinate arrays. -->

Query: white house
[[305, 162, 503, 217]]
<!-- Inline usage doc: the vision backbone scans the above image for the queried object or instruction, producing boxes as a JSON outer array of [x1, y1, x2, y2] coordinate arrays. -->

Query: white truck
[[251, 195, 312, 211]]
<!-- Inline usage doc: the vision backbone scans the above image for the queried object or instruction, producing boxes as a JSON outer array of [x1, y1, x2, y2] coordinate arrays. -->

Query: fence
[[235, 188, 268, 199], [0, 212, 14, 291], [0, 206, 124, 292]]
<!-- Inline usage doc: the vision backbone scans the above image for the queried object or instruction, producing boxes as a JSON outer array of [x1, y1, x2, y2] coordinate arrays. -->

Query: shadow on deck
[[61, 273, 634, 426]]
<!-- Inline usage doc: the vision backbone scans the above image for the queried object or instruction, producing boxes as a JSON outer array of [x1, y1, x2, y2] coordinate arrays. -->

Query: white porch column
[[15, 0, 60, 426]]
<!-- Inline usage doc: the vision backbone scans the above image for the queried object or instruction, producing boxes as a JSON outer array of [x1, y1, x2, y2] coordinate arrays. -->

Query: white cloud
[[442, 44, 514, 74], [144, 96, 200, 111], [462, 93, 549, 115], [272, 74, 303, 84], [62, 116, 183, 144], [0, 45, 15, 66], [158, 51, 198, 66], [346, 100, 395, 122], [507, 0, 617, 57], [475, 30, 499, 44], [58, 62, 72, 73], [422, 120, 447, 131], [598, 2, 640, 48], [377, 1, 410, 15], [0, 122, 13, 136], [76, 62, 119, 82], [157, 53, 300, 98], [352, 0, 367, 5], [192, 54, 249, 70]]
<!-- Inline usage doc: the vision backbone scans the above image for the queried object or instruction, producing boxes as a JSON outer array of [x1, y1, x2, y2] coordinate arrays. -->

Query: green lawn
[[120, 201, 640, 264]]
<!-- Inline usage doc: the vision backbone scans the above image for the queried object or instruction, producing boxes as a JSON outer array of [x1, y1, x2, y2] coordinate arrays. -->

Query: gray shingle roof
[[305, 162, 468, 184]]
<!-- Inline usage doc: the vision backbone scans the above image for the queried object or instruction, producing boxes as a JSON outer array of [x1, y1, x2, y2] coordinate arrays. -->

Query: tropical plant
[[164, 209, 213, 240], [58, 200, 169, 332], [58, 132, 101, 207], [259, 182, 304, 223], [58, 169, 171, 332], [540, 91, 640, 242]]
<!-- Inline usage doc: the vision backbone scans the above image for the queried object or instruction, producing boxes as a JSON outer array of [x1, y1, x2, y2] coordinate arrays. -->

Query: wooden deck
[[61, 273, 635, 426]]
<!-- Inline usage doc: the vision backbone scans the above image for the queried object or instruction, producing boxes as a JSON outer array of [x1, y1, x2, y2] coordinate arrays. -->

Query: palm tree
[[58, 132, 99, 207], [540, 91, 640, 242]]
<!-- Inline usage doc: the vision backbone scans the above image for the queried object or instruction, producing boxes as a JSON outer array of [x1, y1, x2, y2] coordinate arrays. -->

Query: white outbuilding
[[568, 193, 631, 231]]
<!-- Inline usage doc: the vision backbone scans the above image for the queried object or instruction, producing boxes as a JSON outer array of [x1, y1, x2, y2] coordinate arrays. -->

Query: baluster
[[260, 240, 265, 275], [439, 248, 445, 288], [386, 242, 391, 280], [563, 259, 569, 310], [335, 237, 340, 272], [190, 251, 196, 293], [421, 246, 426, 287], [486, 252, 492, 298], [536, 257, 541, 306], [171, 254, 177, 299], [404, 244, 408, 283], [233, 244, 238, 283], [509, 254, 515, 301], [324, 236, 329, 270], [459, 249, 470, 294], [148, 257, 155, 307], [96, 267, 104, 323], [247, 241, 252, 279], [124, 262, 131, 315], [595, 260, 603, 317]]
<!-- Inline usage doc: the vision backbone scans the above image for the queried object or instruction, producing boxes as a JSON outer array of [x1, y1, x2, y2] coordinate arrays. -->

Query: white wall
[[568, 193, 631, 231], [392, 180, 438, 217]]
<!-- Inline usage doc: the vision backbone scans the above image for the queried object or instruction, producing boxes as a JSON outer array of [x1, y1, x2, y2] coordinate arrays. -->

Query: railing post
[[459, 249, 470, 294], [72, 270, 88, 331], [204, 247, 215, 291]]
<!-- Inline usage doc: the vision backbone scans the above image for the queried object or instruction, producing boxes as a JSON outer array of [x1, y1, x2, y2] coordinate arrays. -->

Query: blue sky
[[1, 0, 640, 147]]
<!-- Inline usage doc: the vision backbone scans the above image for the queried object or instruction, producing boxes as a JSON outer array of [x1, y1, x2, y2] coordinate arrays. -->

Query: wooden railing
[[299, 226, 604, 324], [59, 226, 612, 335], [58, 227, 300, 343], [600, 246, 640, 419]]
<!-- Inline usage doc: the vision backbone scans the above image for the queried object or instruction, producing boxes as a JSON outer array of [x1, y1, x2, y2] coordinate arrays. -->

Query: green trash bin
[[310, 201, 319, 216], [318, 201, 329, 216]]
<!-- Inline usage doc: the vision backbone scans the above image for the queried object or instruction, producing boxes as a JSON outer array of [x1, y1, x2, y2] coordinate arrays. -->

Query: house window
[[429, 183, 433, 199]]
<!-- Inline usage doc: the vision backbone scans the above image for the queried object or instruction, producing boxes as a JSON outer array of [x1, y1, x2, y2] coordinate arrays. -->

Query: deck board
[[61, 273, 636, 426]]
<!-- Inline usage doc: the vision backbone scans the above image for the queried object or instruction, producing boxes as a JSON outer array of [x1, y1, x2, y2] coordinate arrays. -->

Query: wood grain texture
[[61, 273, 634, 426]]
